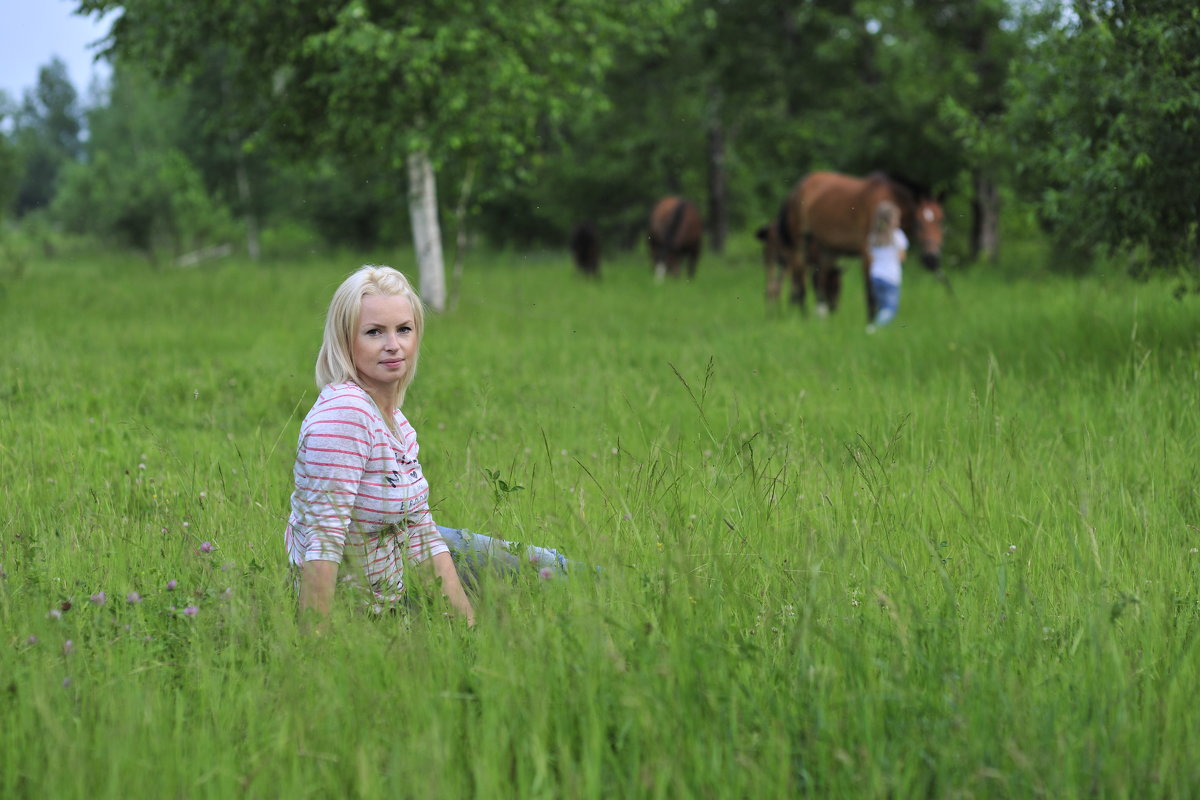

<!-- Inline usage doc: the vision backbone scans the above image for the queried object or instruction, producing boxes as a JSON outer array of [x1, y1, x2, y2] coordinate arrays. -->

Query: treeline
[[1, 0, 1197, 277]]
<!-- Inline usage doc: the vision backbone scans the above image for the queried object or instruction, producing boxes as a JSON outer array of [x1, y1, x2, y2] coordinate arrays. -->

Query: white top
[[869, 228, 908, 285], [284, 382, 448, 603]]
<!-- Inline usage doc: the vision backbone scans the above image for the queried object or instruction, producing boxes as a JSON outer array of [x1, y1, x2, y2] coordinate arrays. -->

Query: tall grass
[[2, 248, 1198, 797]]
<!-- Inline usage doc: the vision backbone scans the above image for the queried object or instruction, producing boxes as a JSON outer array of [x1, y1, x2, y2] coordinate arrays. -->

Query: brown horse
[[759, 171, 947, 319], [648, 196, 703, 280]]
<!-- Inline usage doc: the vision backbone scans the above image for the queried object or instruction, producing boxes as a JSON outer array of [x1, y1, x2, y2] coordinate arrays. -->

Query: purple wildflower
[[126, 592, 143, 604], [538, 567, 555, 581], [63, 639, 74, 655], [183, 605, 198, 617], [62, 677, 72, 688], [48, 608, 62, 620], [166, 580, 177, 591], [26, 635, 38, 646], [89, 591, 106, 606], [199, 541, 214, 553]]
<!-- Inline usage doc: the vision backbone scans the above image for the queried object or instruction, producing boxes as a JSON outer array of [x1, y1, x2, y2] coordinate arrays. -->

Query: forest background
[[0, 0, 1197, 292]]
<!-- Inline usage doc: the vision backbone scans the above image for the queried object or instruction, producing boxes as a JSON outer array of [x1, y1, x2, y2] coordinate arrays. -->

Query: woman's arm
[[426, 551, 476, 627], [298, 559, 339, 633]]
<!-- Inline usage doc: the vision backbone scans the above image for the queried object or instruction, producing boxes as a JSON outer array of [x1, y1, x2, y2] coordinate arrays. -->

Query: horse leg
[[765, 256, 783, 308], [787, 244, 808, 313], [810, 242, 829, 318], [823, 260, 843, 313]]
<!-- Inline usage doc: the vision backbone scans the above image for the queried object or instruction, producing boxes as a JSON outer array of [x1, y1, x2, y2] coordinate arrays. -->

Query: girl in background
[[866, 200, 907, 332]]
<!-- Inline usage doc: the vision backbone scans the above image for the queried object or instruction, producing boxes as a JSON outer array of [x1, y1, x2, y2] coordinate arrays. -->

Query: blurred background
[[0, 0, 1196, 285]]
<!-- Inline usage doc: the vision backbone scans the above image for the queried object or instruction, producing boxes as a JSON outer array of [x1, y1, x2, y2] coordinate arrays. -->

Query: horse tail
[[665, 197, 690, 248]]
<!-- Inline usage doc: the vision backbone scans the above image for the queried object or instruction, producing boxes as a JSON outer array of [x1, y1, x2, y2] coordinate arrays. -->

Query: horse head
[[912, 198, 944, 272]]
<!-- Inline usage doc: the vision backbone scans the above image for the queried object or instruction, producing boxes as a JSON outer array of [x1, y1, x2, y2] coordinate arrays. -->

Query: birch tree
[[78, 0, 680, 309]]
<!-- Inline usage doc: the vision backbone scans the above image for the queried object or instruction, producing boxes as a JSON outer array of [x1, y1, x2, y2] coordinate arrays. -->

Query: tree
[[9, 58, 83, 217], [1006, 0, 1200, 270], [78, 0, 681, 308], [0, 93, 20, 218], [52, 63, 235, 260]]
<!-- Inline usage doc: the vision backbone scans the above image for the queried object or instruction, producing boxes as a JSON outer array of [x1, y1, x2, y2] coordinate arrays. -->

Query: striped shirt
[[284, 382, 448, 601]]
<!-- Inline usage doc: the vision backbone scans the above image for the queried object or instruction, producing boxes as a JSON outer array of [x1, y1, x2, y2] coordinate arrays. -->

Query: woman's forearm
[[298, 559, 339, 631], [429, 551, 476, 627]]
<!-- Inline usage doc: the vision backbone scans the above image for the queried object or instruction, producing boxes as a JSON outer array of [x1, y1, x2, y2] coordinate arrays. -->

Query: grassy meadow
[[2, 244, 1199, 797]]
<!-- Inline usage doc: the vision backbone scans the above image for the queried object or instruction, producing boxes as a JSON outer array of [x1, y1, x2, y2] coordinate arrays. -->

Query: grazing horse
[[569, 221, 601, 278], [759, 171, 948, 319], [647, 196, 703, 280]]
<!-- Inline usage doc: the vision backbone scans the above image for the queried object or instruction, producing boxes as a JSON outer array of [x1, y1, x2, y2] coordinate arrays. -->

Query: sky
[[0, 0, 115, 105]]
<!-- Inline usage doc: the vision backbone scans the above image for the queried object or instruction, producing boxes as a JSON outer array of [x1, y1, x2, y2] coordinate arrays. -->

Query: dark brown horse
[[648, 196, 703, 280], [758, 171, 947, 319], [569, 221, 601, 278]]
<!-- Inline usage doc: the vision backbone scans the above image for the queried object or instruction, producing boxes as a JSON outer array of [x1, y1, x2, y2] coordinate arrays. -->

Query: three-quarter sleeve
[[293, 411, 372, 563]]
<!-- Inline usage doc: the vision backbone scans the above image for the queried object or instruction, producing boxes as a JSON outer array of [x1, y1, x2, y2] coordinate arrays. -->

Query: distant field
[[2, 248, 1198, 797]]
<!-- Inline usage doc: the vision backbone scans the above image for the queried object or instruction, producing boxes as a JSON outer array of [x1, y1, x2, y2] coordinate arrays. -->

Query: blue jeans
[[436, 525, 570, 586], [870, 277, 900, 327]]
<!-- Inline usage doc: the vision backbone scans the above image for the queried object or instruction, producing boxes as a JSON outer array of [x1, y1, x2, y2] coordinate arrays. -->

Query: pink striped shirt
[[284, 382, 448, 601]]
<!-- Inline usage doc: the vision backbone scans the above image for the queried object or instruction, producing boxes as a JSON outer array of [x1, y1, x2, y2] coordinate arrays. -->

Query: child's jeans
[[870, 277, 901, 327]]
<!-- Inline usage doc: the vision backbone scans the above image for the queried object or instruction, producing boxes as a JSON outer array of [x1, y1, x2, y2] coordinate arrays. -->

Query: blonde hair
[[315, 265, 425, 407], [869, 201, 901, 248]]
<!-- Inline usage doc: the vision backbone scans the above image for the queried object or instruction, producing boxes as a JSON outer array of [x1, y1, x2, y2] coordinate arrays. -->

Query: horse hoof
[[816, 303, 830, 318]]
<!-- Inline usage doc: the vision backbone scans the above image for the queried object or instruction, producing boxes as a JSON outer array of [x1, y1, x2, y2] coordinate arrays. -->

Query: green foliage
[[1006, 1, 1200, 271], [50, 65, 236, 259], [8, 59, 83, 217], [0, 93, 21, 218], [2, 250, 1200, 796], [79, 0, 683, 173]]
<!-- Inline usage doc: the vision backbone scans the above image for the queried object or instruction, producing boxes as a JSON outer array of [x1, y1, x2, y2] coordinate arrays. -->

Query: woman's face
[[352, 294, 418, 400]]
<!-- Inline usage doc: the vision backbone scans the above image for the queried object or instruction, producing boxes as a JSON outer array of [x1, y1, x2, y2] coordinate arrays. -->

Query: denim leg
[[870, 277, 900, 326], [436, 525, 568, 578]]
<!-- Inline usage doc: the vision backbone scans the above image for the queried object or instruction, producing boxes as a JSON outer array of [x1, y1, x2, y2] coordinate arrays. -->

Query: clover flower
[[126, 592, 142, 604], [166, 579, 178, 591], [89, 591, 106, 606], [199, 541, 214, 553], [183, 605, 198, 617]]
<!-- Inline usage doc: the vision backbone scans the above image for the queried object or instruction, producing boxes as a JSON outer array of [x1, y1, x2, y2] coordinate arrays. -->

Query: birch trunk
[[233, 144, 260, 261], [407, 150, 446, 312]]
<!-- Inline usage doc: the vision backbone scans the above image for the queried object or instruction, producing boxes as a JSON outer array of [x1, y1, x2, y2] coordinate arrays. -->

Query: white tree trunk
[[407, 150, 446, 312]]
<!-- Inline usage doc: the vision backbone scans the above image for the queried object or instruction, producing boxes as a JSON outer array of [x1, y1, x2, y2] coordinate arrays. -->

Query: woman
[[284, 265, 570, 629]]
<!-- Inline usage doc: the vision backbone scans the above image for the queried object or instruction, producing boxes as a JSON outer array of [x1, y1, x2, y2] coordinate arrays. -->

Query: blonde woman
[[285, 265, 572, 629]]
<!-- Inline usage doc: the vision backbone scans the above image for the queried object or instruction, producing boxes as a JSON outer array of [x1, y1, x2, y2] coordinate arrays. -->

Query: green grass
[[2, 247, 1199, 797]]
